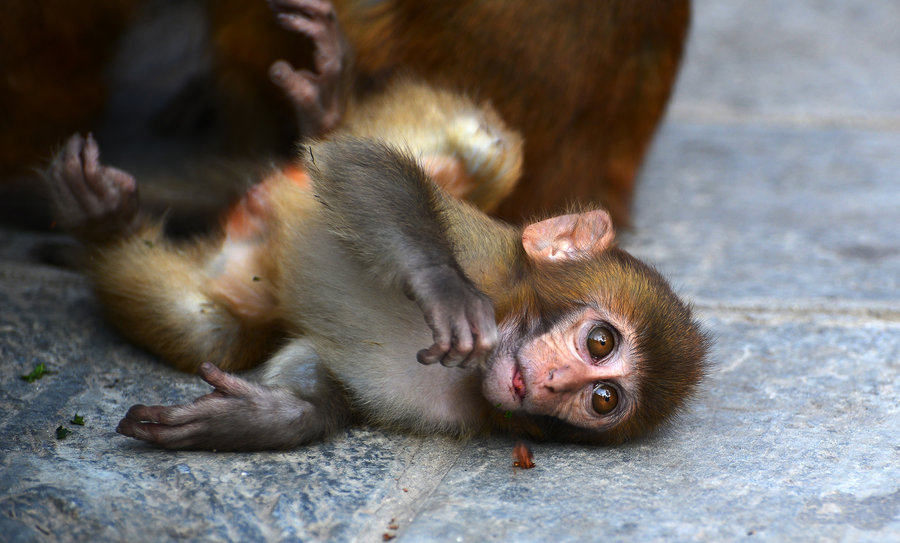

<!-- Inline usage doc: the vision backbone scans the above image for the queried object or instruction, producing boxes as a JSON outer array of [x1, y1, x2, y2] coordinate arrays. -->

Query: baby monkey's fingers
[[413, 268, 497, 368]]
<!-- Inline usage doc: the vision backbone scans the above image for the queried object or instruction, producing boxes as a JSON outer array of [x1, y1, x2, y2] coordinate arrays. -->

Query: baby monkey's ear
[[521, 209, 616, 263]]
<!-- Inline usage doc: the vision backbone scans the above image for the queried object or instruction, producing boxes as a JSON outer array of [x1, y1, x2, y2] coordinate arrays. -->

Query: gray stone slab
[[4, 258, 898, 541], [623, 122, 900, 305], [0, 259, 467, 541], [672, 0, 900, 123]]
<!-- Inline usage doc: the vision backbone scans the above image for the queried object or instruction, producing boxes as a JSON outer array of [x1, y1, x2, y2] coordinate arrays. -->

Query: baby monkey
[[47, 133, 710, 449], [47, 127, 709, 450]]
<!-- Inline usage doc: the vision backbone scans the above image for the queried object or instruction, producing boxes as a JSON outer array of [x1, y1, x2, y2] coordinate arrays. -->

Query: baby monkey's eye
[[587, 325, 615, 360], [591, 384, 618, 415]]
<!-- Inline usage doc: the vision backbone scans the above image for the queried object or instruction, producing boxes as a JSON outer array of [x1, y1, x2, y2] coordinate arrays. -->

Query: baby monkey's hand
[[406, 264, 498, 368]]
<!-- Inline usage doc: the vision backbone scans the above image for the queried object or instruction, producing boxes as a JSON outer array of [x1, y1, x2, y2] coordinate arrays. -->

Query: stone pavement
[[2, 1, 898, 541]]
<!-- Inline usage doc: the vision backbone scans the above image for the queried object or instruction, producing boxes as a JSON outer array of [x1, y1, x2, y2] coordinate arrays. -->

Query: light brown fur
[[76, 77, 523, 374], [48, 131, 709, 449]]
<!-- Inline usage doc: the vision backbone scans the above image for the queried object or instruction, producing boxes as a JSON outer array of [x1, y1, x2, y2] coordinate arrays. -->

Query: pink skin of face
[[482, 308, 637, 430]]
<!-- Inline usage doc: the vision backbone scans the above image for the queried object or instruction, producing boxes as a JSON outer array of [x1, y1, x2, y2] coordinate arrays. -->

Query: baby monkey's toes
[[47, 133, 141, 242]]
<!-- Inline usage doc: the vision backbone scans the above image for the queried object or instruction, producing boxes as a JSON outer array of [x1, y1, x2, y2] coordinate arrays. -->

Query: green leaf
[[21, 362, 46, 383], [70, 414, 85, 426], [56, 426, 72, 440]]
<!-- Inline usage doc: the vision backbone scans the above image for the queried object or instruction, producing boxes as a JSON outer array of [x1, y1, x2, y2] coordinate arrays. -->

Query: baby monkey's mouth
[[512, 364, 526, 401]]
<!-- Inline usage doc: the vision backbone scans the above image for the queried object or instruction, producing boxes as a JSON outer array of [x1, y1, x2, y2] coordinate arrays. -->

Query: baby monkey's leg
[[117, 341, 351, 450], [46, 134, 284, 372]]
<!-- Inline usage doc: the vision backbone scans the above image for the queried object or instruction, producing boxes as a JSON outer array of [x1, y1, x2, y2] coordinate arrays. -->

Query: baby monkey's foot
[[117, 362, 314, 451], [47, 133, 141, 242]]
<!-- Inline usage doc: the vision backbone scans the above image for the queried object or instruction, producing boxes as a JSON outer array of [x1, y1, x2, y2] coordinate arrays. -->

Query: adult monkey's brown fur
[[331, 0, 690, 224], [2, 0, 688, 227]]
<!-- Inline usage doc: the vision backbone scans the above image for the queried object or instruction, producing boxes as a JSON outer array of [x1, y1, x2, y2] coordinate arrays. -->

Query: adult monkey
[[2, 0, 688, 228]]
